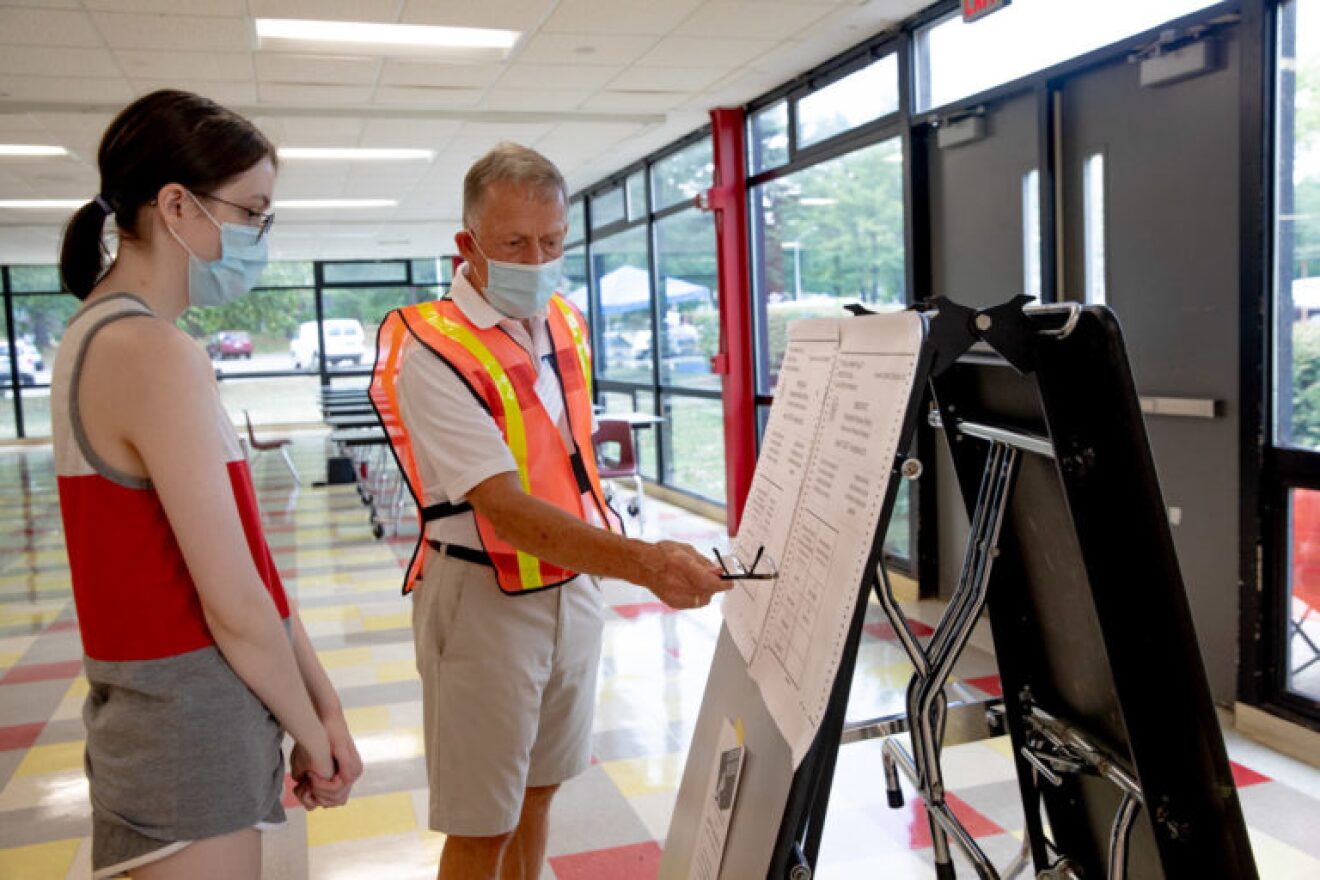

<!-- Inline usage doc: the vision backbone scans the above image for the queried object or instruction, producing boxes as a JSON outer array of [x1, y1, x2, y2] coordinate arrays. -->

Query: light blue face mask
[[470, 234, 562, 319], [168, 192, 269, 309]]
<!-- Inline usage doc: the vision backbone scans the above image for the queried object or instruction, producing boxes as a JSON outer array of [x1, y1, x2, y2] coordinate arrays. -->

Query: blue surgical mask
[[470, 234, 562, 319], [168, 192, 269, 309]]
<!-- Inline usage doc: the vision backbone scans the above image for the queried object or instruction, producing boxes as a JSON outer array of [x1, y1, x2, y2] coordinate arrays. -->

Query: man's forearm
[[470, 474, 659, 584]]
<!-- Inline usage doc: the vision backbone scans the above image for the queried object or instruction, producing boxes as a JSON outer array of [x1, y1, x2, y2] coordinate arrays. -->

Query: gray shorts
[[411, 554, 604, 837]]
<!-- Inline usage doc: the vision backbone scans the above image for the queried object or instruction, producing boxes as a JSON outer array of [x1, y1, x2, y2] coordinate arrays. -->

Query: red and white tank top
[[52, 293, 289, 662]]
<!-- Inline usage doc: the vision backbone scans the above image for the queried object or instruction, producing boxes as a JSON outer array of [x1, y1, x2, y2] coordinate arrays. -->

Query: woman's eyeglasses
[[198, 192, 275, 242]]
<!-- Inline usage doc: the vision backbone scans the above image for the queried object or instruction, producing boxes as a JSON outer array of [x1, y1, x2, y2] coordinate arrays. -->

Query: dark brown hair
[[59, 89, 276, 300]]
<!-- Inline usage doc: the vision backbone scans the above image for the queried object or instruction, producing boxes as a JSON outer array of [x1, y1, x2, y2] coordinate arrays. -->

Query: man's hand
[[642, 541, 730, 610]]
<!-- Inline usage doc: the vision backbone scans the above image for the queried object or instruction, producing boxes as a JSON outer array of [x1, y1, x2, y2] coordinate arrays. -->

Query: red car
[[206, 331, 253, 360]]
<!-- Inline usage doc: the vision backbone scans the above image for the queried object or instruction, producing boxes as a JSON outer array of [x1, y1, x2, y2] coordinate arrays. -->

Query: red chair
[[1291, 488, 1320, 675], [244, 410, 300, 485], [593, 417, 644, 530]]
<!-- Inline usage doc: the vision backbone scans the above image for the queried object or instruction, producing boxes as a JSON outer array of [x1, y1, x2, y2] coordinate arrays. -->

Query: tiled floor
[[2, 435, 1319, 878]]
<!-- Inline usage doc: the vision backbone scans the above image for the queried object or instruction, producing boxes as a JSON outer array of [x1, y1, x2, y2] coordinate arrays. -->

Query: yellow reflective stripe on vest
[[415, 301, 544, 589], [552, 297, 592, 400]]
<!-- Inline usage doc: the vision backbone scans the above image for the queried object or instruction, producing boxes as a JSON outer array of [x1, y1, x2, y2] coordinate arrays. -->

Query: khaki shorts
[[411, 553, 604, 836]]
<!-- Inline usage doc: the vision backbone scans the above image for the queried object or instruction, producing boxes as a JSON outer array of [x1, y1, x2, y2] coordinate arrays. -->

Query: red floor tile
[[45, 619, 78, 633], [611, 602, 677, 620], [864, 619, 934, 640], [549, 841, 662, 879], [0, 722, 45, 751], [964, 675, 1003, 698], [876, 792, 1004, 850], [1230, 760, 1271, 788], [1, 659, 83, 685]]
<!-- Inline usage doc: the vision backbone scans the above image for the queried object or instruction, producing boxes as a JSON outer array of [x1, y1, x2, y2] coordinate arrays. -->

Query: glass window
[[591, 186, 625, 230], [591, 225, 653, 384], [751, 137, 907, 392], [0, 309, 15, 439], [627, 171, 647, 221], [916, 0, 1219, 111], [1275, 0, 1320, 452], [411, 258, 442, 286], [600, 388, 657, 479], [563, 245, 588, 318], [568, 199, 586, 244], [750, 101, 790, 174], [1084, 153, 1108, 306], [885, 483, 912, 559], [1288, 487, 1320, 701], [661, 393, 726, 503], [652, 138, 714, 212], [655, 209, 719, 391], [320, 287, 430, 372], [12, 294, 77, 387], [258, 261, 314, 287], [1022, 169, 1043, 301], [322, 260, 409, 284], [218, 376, 322, 427], [178, 288, 315, 377], [797, 55, 899, 149], [8, 266, 61, 293]]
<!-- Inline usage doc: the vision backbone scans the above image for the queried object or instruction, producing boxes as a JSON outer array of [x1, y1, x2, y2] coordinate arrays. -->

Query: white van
[[290, 319, 365, 370]]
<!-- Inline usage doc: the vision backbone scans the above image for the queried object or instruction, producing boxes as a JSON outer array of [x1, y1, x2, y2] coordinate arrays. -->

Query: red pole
[[706, 107, 756, 536]]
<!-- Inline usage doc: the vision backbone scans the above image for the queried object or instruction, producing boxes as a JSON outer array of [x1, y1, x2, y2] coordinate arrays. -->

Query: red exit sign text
[[963, 0, 1010, 23]]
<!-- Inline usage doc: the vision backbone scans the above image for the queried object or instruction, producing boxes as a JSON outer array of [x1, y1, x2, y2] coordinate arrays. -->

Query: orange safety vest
[[371, 293, 622, 595]]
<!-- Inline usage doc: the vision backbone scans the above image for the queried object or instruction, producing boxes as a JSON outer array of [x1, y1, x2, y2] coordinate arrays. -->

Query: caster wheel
[[627, 501, 640, 516], [372, 523, 384, 539]]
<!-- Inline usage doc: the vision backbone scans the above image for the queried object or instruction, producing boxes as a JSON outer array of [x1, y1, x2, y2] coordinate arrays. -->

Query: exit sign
[[963, 0, 1010, 23]]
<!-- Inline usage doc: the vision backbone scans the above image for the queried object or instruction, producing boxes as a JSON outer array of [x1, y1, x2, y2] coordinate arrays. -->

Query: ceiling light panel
[[0, 145, 69, 157], [255, 18, 519, 60]]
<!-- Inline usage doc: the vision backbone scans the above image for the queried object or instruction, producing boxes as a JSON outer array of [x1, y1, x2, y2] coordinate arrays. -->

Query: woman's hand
[[289, 735, 335, 810], [290, 714, 361, 809]]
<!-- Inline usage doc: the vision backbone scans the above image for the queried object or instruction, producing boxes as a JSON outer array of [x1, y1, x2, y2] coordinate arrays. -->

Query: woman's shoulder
[[87, 310, 211, 392]]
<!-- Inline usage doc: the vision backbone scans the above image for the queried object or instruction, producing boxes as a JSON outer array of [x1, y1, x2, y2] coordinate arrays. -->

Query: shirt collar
[[449, 263, 507, 330]]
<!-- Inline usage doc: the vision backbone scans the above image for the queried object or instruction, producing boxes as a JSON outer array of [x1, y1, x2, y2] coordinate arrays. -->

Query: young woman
[[53, 90, 362, 879]]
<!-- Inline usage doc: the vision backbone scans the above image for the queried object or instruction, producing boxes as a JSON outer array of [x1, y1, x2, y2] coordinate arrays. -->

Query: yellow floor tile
[[375, 659, 419, 683], [15, 740, 85, 777], [1248, 828, 1320, 879], [306, 791, 417, 847], [64, 676, 89, 700], [363, 612, 411, 632], [316, 647, 373, 669], [599, 753, 686, 797], [343, 705, 392, 735], [0, 649, 22, 668], [0, 838, 81, 878]]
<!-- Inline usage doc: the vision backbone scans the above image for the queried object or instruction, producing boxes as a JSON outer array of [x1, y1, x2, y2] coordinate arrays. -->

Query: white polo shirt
[[395, 265, 592, 549]]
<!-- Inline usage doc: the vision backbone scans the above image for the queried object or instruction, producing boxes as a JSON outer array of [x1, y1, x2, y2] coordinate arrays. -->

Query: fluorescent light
[[0, 199, 83, 209], [279, 147, 435, 161], [798, 197, 837, 206], [274, 199, 397, 209], [255, 18, 518, 58], [0, 145, 69, 157]]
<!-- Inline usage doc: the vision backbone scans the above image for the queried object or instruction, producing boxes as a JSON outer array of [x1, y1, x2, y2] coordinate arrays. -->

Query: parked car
[[15, 338, 43, 373], [206, 330, 253, 360], [290, 319, 365, 370], [0, 342, 36, 386]]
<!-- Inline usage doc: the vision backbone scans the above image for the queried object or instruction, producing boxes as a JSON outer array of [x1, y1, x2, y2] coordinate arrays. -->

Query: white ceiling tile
[[273, 117, 368, 147], [359, 118, 461, 148], [0, 76, 134, 104], [0, 8, 103, 48], [373, 86, 484, 108], [0, 114, 46, 135], [128, 80, 260, 106], [400, 0, 558, 31], [637, 35, 778, 68], [255, 53, 382, 86], [1, 0, 79, 8], [539, 0, 704, 37], [482, 89, 591, 113], [675, 2, 833, 39], [257, 83, 376, 105], [82, 0, 245, 15], [247, 0, 403, 22], [514, 33, 660, 67], [378, 60, 503, 89], [115, 49, 253, 82], [579, 91, 686, 113], [0, 46, 121, 79], [496, 63, 623, 91], [453, 121, 556, 144], [91, 12, 254, 52], [608, 65, 728, 92]]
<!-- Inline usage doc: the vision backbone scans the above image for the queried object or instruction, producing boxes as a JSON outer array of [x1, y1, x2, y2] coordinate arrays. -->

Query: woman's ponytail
[[59, 198, 111, 301]]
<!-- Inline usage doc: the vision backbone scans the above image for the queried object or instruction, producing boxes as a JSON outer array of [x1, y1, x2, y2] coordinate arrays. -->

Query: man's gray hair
[[463, 142, 569, 230]]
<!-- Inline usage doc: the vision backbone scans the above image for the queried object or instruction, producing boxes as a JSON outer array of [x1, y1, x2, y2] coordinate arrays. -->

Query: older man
[[371, 143, 728, 880]]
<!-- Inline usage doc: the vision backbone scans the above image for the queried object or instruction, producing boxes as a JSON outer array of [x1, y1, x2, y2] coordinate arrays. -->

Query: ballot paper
[[720, 311, 924, 767], [689, 718, 746, 880]]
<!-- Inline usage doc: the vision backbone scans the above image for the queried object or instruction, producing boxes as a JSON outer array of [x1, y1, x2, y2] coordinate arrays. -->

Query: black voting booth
[[664, 298, 1257, 880]]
